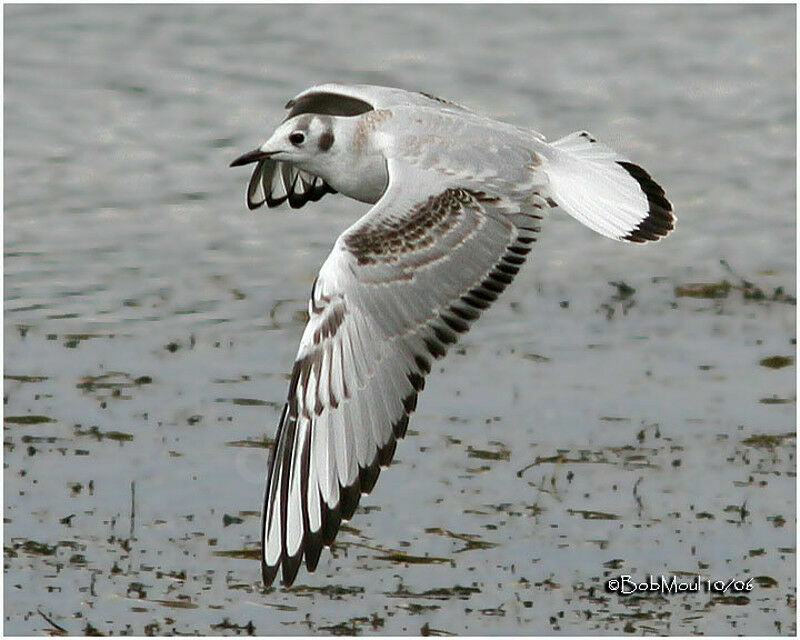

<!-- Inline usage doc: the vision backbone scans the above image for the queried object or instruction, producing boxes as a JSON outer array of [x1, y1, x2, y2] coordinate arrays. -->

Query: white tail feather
[[544, 131, 674, 243]]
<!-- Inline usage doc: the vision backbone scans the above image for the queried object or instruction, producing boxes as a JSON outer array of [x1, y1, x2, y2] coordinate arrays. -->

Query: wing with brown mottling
[[261, 165, 542, 586]]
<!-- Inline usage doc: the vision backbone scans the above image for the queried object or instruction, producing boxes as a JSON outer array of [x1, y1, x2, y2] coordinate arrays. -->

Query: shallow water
[[4, 4, 796, 636]]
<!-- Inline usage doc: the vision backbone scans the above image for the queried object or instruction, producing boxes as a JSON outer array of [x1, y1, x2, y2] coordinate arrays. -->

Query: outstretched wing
[[262, 162, 542, 586], [245, 159, 336, 210], [245, 84, 473, 211], [284, 83, 474, 119]]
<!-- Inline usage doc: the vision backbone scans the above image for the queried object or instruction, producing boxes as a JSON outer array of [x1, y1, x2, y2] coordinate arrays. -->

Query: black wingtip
[[339, 482, 361, 521], [322, 505, 342, 547], [304, 528, 325, 572], [377, 438, 398, 466], [358, 463, 381, 494], [392, 414, 410, 439], [617, 161, 675, 243], [262, 557, 279, 587], [281, 550, 303, 587], [247, 197, 264, 211]]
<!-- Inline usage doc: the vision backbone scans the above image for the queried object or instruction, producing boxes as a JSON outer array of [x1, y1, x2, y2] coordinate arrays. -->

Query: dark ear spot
[[318, 130, 334, 152]]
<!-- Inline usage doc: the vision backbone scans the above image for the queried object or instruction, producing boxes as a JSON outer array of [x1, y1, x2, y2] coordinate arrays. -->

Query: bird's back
[[361, 105, 551, 198]]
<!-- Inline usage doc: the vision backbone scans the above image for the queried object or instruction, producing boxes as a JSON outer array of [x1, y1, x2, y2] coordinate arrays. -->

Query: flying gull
[[230, 83, 675, 587]]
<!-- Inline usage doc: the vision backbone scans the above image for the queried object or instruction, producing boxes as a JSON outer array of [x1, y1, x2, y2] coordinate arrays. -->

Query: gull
[[230, 83, 675, 587]]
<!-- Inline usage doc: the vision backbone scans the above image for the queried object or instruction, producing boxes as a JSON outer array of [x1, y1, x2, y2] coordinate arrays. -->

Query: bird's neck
[[317, 117, 390, 204]]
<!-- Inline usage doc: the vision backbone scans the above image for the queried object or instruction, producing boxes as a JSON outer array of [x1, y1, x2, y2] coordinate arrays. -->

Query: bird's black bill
[[230, 148, 277, 168]]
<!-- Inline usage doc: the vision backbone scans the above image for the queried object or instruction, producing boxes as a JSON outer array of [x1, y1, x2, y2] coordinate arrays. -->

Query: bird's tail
[[543, 131, 675, 243]]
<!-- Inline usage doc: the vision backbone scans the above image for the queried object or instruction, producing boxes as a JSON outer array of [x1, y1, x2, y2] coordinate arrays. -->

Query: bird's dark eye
[[289, 132, 305, 146]]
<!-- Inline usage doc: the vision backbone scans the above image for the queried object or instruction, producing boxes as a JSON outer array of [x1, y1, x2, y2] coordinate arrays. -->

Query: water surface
[[5, 5, 795, 635]]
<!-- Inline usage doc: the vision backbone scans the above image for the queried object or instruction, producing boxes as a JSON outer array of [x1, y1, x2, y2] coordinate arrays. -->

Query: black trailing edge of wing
[[261, 211, 542, 588]]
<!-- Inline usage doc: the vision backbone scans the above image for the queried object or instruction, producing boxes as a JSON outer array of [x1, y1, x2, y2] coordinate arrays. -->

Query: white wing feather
[[261, 160, 542, 586]]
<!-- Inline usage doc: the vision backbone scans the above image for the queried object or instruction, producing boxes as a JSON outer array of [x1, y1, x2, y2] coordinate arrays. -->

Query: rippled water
[[5, 4, 795, 635]]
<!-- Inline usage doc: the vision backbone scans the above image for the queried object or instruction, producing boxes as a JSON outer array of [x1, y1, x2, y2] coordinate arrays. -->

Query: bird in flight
[[230, 83, 675, 587]]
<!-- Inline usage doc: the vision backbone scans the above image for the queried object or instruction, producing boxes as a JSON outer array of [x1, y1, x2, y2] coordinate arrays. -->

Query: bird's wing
[[284, 83, 475, 118], [244, 158, 336, 211], [246, 84, 473, 211], [262, 160, 541, 586]]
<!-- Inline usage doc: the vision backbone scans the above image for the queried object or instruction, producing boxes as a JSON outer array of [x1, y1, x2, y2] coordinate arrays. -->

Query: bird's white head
[[266, 114, 338, 163], [231, 111, 389, 204], [230, 114, 337, 175]]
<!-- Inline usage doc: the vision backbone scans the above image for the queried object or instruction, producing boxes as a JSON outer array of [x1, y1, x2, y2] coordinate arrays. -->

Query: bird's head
[[230, 114, 337, 174]]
